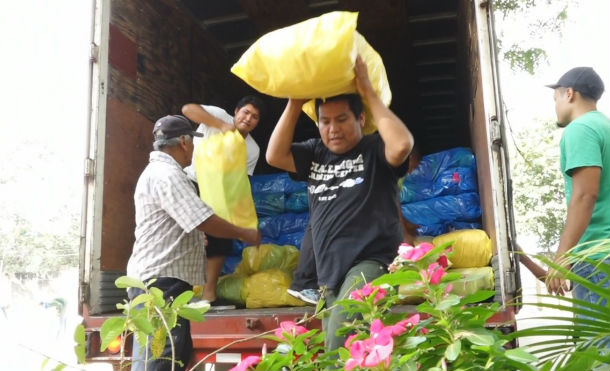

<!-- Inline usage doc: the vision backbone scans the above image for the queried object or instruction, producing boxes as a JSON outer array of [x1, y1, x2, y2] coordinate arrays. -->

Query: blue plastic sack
[[401, 192, 482, 225], [222, 255, 242, 275], [250, 173, 290, 193], [285, 177, 307, 194], [448, 221, 482, 231], [432, 167, 478, 196], [417, 224, 447, 237], [285, 191, 309, 213], [253, 192, 284, 216], [258, 213, 310, 239], [405, 147, 476, 185], [277, 231, 306, 248]]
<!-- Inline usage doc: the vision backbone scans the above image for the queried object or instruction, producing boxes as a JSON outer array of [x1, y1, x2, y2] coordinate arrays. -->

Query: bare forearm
[[266, 100, 302, 172], [556, 194, 596, 257], [196, 214, 256, 243]]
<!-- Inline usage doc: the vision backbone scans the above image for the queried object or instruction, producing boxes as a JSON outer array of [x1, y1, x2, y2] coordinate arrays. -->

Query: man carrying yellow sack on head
[[182, 96, 265, 307]]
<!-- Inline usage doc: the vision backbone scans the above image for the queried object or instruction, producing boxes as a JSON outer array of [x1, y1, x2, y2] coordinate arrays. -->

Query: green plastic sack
[[230, 11, 390, 135], [235, 244, 299, 276], [448, 267, 495, 298], [216, 273, 248, 306], [244, 269, 306, 308]]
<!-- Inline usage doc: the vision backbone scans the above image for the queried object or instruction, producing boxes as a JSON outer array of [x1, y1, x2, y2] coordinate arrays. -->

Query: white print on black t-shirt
[[308, 154, 365, 201]]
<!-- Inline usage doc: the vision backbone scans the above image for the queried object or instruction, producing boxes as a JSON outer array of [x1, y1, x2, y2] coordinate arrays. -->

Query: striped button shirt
[[126, 151, 214, 287]]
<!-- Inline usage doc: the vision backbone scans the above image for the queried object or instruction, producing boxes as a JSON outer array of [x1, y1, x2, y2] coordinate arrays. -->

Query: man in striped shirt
[[127, 115, 261, 371]]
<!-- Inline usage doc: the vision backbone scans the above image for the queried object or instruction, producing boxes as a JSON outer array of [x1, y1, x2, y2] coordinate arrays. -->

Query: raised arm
[[354, 56, 414, 167], [265, 99, 307, 172], [182, 104, 234, 132]]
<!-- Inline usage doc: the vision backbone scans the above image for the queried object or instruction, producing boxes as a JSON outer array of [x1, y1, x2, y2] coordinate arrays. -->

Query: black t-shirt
[[291, 133, 409, 289]]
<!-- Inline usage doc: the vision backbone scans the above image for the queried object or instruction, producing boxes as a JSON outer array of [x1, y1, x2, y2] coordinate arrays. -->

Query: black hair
[[315, 94, 364, 119], [236, 95, 266, 118]]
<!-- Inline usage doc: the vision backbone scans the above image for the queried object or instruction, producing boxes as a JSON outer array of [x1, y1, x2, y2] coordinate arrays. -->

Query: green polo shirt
[[560, 110, 610, 259]]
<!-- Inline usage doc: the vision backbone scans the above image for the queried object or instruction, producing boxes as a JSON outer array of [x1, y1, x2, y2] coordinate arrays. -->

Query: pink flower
[[437, 254, 449, 268], [345, 340, 366, 371], [420, 327, 429, 335], [444, 283, 453, 297], [228, 355, 261, 371], [388, 313, 421, 335], [350, 283, 387, 304], [345, 334, 358, 348], [345, 320, 398, 370], [398, 242, 434, 262], [421, 262, 447, 285], [274, 321, 307, 341]]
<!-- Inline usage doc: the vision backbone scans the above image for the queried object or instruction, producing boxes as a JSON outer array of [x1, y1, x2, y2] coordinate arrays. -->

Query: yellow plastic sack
[[194, 130, 257, 229], [230, 11, 391, 135], [448, 267, 495, 298], [433, 229, 492, 268], [234, 244, 299, 276], [244, 269, 306, 308]]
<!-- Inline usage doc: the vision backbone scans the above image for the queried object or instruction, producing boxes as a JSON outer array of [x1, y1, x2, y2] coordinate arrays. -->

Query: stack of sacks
[[217, 244, 307, 308], [223, 173, 309, 274], [399, 229, 494, 304], [434, 229, 495, 298], [400, 147, 482, 236]]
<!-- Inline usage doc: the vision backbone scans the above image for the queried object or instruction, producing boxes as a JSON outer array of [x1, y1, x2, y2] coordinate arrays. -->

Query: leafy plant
[[228, 241, 538, 371], [75, 276, 209, 371], [511, 240, 610, 371]]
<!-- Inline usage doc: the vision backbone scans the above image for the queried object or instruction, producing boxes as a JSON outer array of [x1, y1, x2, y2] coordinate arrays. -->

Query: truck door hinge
[[490, 115, 502, 145], [84, 158, 95, 178], [89, 43, 99, 63]]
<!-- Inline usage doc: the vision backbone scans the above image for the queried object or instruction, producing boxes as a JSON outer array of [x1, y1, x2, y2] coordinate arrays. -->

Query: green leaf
[[178, 307, 204, 322], [149, 287, 166, 307], [445, 339, 461, 362], [373, 270, 420, 286], [51, 364, 67, 371], [73, 324, 85, 343], [115, 276, 146, 290], [186, 300, 210, 314], [100, 317, 126, 351], [462, 328, 495, 346], [337, 347, 350, 360], [131, 293, 153, 308], [404, 336, 427, 349], [73, 324, 86, 364], [132, 316, 155, 335], [460, 290, 496, 305], [505, 348, 538, 363], [435, 294, 460, 311], [171, 290, 194, 309], [41, 358, 50, 370]]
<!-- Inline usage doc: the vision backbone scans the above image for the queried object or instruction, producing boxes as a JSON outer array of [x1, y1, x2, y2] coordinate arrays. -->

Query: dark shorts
[[206, 235, 234, 257], [192, 180, 233, 257]]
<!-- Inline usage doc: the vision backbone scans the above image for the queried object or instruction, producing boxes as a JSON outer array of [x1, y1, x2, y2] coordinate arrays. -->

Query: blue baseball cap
[[546, 67, 605, 100]]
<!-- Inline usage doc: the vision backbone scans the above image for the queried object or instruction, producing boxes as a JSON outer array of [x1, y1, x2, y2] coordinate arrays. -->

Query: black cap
[[153, 115, 203, 140], [546, 67, 605, 100]]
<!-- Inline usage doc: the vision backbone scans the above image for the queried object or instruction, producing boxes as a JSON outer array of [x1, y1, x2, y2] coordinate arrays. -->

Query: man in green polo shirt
[[545, 67, 609, 309]]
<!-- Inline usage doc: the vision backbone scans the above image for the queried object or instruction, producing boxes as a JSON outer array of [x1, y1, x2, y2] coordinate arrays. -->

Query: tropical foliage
[[511, 240, 610, 371]]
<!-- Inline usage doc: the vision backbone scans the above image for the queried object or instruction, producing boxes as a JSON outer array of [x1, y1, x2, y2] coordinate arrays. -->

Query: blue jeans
[[128, 277, 193, 371], [572, 259, 610, 348]]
